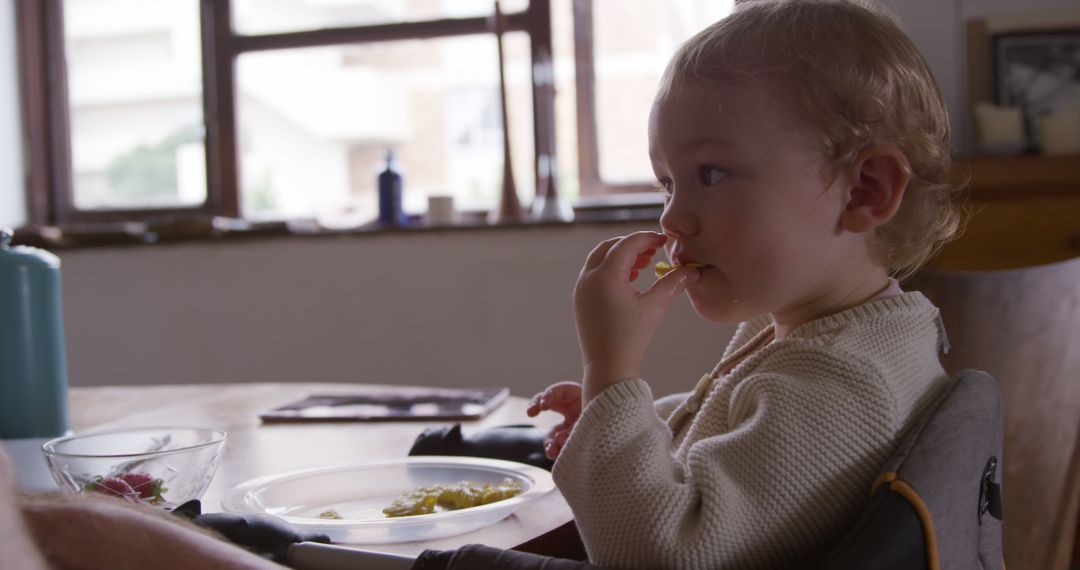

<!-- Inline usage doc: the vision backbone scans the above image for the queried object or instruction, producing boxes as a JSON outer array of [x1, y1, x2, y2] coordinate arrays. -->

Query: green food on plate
[[382, 479, 524, 518]]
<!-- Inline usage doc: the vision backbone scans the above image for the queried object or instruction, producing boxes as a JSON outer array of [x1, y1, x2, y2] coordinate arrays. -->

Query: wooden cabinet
[[930, 155, 1080, 271]]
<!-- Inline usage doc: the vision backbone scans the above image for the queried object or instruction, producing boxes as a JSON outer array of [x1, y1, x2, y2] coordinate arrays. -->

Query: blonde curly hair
[[657, 0, 964, 280]]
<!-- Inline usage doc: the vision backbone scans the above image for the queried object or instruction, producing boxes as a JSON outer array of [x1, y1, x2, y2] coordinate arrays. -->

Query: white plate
[[222, 456, 555, 544]]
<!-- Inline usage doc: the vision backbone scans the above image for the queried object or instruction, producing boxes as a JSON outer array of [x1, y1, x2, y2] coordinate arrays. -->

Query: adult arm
[[0, 445, 49, 570], [18, 492, 287, 569]]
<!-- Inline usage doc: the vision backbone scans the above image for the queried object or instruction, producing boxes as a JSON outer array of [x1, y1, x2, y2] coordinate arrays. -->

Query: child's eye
[[699, 166, 728, 186], [655, 178, 673, 199]]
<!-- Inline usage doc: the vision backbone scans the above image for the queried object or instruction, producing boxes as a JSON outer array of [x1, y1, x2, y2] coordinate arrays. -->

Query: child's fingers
[[543, 429, 560, 456], [601, 232, 667, 277], [632, 249, 657, 271], [544, 425, 571, 446], [552, 429, 570, 449], [526, 392, 544, 416], [543, 384, 583, 412], [544, 428, 572, 459], [529, 385, 564, 414], [546, 429, 574, 459], [642, 265, 701, 308], [554, 416, 578, 434], [583, 237, 623, 271], [628, 248, 658, 282]]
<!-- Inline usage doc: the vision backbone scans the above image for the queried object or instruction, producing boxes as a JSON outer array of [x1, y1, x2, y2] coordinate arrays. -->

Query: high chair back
[[819, 369, 1003, 570], [907, 257, 1080, 570]]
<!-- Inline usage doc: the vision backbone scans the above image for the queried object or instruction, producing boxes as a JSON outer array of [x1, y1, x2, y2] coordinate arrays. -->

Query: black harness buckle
[[979, 456, 1003, 523]]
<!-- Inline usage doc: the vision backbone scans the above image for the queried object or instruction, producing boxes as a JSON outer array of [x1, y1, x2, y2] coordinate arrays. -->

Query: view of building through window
[[592, 0, 735, 185], [235, 34, 536, 224], [59, 0, 733, 222], [63, 0, 206, 210]]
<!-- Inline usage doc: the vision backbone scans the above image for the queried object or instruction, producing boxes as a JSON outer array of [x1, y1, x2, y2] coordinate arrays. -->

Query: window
[[233, 35, 538, 223], [18, 0, 553, 228], [572, 0, 735, 196], [0, 1, 24, 229], [62, 0, 206, 212], [15, 0, 733, 233]]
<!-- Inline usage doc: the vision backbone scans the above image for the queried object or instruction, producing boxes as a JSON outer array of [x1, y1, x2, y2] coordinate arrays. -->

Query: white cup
[[427, 195, 456, 226], [974, 103, 1026, 155], [1039, 107, 1080, 155], [2, 437, 63, 491]]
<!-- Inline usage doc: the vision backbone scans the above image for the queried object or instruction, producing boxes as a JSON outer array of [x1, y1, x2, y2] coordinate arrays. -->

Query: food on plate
[[382, 479, 524, 518], [319, 509, 343, 520], [654, 261, 706, 278]]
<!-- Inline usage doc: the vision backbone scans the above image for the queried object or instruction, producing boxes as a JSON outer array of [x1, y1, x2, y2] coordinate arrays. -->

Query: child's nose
[[659, 189, 698, 238]]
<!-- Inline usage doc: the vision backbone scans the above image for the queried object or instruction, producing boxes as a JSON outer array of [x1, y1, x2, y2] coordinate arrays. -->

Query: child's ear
[[838, 144, 911, 234]]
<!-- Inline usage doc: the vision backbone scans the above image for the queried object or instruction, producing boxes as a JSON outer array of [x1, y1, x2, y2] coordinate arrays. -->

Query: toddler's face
[[650, 80, 856, 323]]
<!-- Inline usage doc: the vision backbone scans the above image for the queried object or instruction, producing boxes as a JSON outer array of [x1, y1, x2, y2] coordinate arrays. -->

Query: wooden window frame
[[571, 0, 666, 198], [16, 0, 556, 228], [572, 0, 752, 200]]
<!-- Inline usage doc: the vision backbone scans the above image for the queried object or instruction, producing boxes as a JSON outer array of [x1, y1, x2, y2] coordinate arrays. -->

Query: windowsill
[[9, 200, 665, 250], [16, 152, 1080, 251]]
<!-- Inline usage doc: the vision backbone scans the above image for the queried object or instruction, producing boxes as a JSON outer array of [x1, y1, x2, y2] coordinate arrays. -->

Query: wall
[[57, 224, 732, 397]]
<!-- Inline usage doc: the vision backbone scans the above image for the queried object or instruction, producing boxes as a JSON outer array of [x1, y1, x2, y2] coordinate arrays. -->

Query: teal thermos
[[0, 228, 70, 489]]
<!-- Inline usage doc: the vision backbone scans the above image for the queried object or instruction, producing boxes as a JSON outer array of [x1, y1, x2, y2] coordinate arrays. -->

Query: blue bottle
[[377, 149, 407, 227]]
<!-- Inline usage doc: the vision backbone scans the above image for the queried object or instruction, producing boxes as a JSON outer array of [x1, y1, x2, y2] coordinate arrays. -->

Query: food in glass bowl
[[382, 479, 524, 517], [84, 472, 167, 503], [41, 426, 226, 508]]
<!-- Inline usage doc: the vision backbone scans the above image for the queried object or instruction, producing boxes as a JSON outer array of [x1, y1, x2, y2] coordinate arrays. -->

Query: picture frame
[[991, 29, 1080, 149]]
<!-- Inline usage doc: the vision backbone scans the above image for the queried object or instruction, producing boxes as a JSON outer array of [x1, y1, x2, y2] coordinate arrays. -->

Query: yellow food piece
[[382, 479, 524, 518], [318, 509, 343, 519], [654, 261, 705, 278]]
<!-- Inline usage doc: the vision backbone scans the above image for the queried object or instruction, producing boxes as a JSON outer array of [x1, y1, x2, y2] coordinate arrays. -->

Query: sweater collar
[[737, 291, 937, 342]]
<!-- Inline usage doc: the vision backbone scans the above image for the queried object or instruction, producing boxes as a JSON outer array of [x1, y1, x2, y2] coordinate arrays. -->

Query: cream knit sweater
[[552, 292, 950, 569]]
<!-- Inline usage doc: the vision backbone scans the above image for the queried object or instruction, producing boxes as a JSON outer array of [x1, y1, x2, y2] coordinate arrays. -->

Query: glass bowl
[[42, 426, 226, 508]]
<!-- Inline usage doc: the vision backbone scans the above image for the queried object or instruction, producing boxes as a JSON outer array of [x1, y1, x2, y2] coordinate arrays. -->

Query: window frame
[[16, 0, 556, 228], [571, 0, 665, 198], [571, 0, 753, 200]]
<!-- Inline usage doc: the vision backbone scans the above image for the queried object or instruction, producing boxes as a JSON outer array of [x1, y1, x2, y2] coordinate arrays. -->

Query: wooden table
[[67, 383, 574, 557]]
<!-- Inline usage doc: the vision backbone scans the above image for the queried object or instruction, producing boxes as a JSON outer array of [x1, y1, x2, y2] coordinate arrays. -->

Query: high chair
[[402, 370, 1003, 570], [908, 257, 1080, 570]]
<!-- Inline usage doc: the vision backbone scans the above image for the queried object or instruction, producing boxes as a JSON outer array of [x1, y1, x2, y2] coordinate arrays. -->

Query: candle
[[1038, 107, 1080, 156], [974, 103, 1025, 154]]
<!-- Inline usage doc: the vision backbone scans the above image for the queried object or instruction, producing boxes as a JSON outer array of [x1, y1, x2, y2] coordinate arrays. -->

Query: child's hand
[[526, 382, 582, 459], [574, 232, 701, 402]]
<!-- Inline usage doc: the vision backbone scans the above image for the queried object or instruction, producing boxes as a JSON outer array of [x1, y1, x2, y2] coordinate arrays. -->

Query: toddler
[[527, 1, 962, 568]]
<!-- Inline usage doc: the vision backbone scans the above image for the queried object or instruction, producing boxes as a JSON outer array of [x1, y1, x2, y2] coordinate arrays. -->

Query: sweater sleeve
[[552, 365, 898, 569]]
